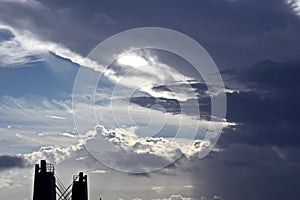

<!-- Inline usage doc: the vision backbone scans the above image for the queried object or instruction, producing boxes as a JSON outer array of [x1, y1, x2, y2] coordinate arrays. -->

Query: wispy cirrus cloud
[[0, 23, 106, 71], [0, 23, 199, 104], [0, 33, 44, 66]]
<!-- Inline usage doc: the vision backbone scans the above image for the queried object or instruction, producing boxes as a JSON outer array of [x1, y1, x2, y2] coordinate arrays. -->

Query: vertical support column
[[32, 160, 56, 200], [72, 172, 88, 200]]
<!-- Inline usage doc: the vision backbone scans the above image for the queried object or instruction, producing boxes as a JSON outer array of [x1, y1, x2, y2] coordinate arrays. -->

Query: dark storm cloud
[[120, 58, 300, 199], [129, 82, 211, 120], [221, 60, 300, 147], [1, 0, 300, 67], [0, 155, 27, 171], [185, 60, 300, 199], [128, 172, 150, 177], [129, 59, 300, 148], [130, 96, 181, 114], [188, 143, 300, 200]]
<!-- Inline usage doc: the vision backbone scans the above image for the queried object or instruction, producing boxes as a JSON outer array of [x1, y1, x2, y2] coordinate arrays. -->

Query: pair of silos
[[33, 160, 88, 200]]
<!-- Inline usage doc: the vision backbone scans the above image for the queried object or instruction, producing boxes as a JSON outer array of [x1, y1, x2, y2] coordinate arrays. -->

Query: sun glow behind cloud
[[117, 54, 148, 67], [113, 51, 198, 101], [287, 0, 300, 16]]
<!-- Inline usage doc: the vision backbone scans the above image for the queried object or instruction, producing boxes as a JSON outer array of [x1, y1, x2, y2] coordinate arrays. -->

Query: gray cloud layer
[[1, 0, 300, 68], [0, 155, 27, 171]]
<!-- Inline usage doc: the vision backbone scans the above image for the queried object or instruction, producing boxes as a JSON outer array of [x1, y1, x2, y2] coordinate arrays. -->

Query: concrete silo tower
[[33, 160, 56, 200]]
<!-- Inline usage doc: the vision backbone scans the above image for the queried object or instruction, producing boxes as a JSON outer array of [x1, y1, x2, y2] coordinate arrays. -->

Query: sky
[[0, 0, 300, 199]]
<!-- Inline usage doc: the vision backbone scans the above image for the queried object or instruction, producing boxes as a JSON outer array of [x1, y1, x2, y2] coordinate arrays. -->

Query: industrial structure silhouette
[[33, 160, 91, 200]]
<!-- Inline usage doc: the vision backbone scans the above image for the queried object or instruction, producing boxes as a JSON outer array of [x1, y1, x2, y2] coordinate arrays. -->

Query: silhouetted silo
[[72, 172, 88, 200], [33, 160, 56, 200]]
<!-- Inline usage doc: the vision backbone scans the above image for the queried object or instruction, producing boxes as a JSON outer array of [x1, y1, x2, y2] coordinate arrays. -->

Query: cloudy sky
[[1, 0, 300, 200]]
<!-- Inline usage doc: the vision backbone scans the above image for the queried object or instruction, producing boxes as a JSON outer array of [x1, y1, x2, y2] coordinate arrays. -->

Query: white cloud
[[0, 96, 94, 146], [21, 142, 83, 164], [93, 125, 208, 161], [17, 122, 210, 172], [75, 156, 85, 161], [183, 185, 194, 189], [117, 54, 148, 67], [151, 186, 164, 192], [287, 0, 300, 16], [0, 171, 22, 189], [91, 169, 107, 174], [80, 124, 223, 172], [0, 92, 230, 172], [153, 194, 192, 200], [0, 23, 106, 71], [59, 132, 77, 138], [212, 196, 223, 200], [46, 115, 67, 120], [0, 96, 75, 134], [113, 51, 197, 101], [0, 38, 43, 66]]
